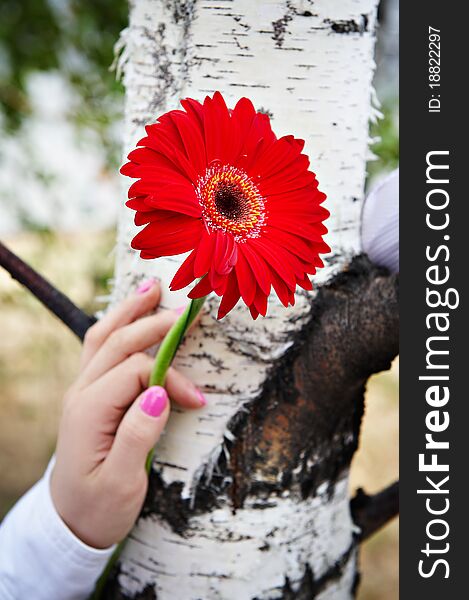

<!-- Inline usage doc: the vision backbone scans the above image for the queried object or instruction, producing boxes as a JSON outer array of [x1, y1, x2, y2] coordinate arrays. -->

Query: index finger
[[80, 278, 160, 371]]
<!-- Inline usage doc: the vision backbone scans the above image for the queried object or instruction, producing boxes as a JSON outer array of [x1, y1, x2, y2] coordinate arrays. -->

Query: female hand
[[50, 279, 205, 549]]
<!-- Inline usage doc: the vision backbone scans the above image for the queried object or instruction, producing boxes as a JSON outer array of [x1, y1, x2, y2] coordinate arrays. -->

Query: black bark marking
[[143, 473, 190, 535], [272, 12, 293, 48], [271, 1, 318, 47], [280, 543, 355, 599], [257, 106, 274, 118], [163, 0, 195, 27], [102, 574, 157, 600], [233, 14, 252, 32], [325, 15, 369, 35], [233, 34, 250, 51], [139, 2, 197, 119], [145, 23, 176, 115]]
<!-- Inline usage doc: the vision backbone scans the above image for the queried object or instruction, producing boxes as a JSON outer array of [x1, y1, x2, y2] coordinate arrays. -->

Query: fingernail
[[140, 386, 168, 417], [137, 278, 156, 295], [175, 304, 187, 316], [194, 388, 207, 407]]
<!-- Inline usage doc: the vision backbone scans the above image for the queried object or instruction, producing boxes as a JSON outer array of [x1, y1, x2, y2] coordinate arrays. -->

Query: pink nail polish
[[137, 278, 155, 295], [175, 305, 187, 316], [140, 386, 168, 417], [195, 389, 207, 407]]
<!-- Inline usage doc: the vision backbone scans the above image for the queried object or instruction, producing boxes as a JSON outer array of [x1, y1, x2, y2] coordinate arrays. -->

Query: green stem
[[149, 295, 206, 387], [89, 539, 125, 600], [90, 296, 207, 598]]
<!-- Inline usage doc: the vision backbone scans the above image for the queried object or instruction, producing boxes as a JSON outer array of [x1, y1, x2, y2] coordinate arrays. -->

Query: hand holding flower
[[50, 279, 205, 550]]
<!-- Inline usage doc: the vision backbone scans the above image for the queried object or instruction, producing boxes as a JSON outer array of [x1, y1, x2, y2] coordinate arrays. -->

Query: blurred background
[[0, 1, 398, 598]]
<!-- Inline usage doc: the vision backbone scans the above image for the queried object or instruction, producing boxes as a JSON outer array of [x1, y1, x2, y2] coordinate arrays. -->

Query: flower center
[[196, 164, 265, 241], [215, 183, 244, 220]]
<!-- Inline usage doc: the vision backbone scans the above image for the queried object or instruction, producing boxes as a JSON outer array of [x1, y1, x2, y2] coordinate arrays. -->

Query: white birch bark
[[111, 1, 379, 597]]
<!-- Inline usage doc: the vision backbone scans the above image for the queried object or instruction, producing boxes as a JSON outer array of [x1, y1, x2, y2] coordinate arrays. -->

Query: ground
[[0, 231, 398, 600]]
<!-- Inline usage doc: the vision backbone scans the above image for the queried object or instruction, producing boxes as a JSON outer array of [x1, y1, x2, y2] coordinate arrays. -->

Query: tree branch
[[351, 481, 399, 540], [223, 255, 399, 507], [0, 239, 96, 341]]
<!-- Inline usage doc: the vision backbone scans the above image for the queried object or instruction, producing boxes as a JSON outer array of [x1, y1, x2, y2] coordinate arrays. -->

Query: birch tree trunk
[[105, 1, 394, 598]]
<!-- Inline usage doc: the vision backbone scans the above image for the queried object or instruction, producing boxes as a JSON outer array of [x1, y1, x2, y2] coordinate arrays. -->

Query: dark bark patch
[[226, 256, 398, 507], [280, 543, 356, 599], [143, 473, 189, 535], [326, 15, 369, 35], [102, 567, 157, 600]]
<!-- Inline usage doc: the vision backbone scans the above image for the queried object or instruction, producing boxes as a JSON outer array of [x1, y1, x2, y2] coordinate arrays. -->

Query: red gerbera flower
[[121, 92, 330, 319]]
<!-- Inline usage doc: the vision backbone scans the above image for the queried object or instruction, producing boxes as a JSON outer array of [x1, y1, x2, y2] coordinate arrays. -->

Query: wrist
[[49, 465, 115, 551]]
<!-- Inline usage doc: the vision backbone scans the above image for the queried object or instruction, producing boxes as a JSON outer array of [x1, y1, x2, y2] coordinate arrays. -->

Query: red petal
[[267, 215, 324, 240], [127, 166, 193, 195], [248, 238, 296, 290], [213, 274, 229, 297], [253, 285, 268, 317], [169, 110, 207, 175], [125, 147, 185, 170], [248, 135, 303, 179], [131, 215, 203, 256], [267, 202, 330, 224], [138, 126, 199, 183], [194, 232, 216, 278], [266, 182, 325, 205], [170, 250, 197, 290], [152, 114, 186, 155], [249, 304, 260, 320], [217, 273, 241, 319], [213, 231, 238, 275], [234, 249, 257, 306], [296, 274, 313, 291], [126, 197, 156, 212], [140, 251, 158, 260], [231, 97, 256, 153], [242, 112, 276, 159], [262, 226, 320, 262], [203, 92, 233, 164], [150, 187, 200, 217], [122, 147, 183, 178], [209, 266, 227, 291], [288, 137, 305, 153], [239, 244, 271, 296], [134, 208, 173, 226], [270, 269, 292, 307], [258, 157, 314, 195], [236, 136, 267, 173], [252, 237, 308, 279], [188, 275, 214, 299], [180, 98, 204, 129], [268, 197, 329, 223]]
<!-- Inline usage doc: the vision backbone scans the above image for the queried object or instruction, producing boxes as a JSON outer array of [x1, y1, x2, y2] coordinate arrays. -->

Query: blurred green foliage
[[368, 102, 399, 181], [0, 0, 127, 161]]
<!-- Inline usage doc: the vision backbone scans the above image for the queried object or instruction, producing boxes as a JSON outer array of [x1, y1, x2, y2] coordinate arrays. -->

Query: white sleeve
[[361, 168, 399, 274], [0, 459, 115, 600]]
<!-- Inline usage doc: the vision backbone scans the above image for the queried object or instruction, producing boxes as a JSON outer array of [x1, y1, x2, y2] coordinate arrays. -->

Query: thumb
[[107, 386, 170, 476]]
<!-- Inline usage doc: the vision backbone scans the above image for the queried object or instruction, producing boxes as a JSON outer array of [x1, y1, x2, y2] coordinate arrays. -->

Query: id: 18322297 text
[[428, 26, 441, 113]]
